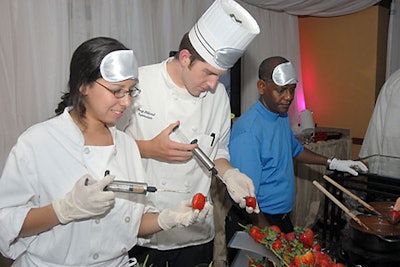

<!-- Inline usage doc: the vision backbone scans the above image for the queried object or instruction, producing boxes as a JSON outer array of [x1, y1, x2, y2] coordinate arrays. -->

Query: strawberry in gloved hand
[[221, 168, 260, 214], [192, 193, 206, 210], [245, 196, 257, 210]]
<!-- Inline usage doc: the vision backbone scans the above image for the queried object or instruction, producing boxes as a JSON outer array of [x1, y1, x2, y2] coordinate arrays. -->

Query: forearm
[[138, 213, 162, 236], [214, 158, 232, 176], [19, 204, 60, 238], [135, 140, 154, 158], [295, 148, 327, 165]]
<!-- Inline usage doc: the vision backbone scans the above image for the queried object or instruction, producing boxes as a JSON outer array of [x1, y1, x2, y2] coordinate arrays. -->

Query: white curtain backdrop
[[241, 0, 380, 16], [0, 0, 394, 170]]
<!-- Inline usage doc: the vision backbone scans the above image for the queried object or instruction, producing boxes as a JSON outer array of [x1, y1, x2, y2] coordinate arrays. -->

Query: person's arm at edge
[[138, 213, 162, 236], [295, 148, 328, 165], [18, 205, 61, 238]]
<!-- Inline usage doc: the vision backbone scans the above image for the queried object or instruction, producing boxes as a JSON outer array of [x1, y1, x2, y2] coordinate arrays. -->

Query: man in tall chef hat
[[123, 0, 260, 266]]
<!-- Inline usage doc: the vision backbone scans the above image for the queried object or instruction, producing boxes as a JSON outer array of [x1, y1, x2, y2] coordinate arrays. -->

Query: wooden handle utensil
[[322, 175, 383, 217], [313, 180, 370, 231]]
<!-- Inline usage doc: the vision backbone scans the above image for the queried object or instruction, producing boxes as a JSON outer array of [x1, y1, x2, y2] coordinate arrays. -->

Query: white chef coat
[[359, 68, 400, 158], [0, 108, 152, 267], [123, 58, 231, 250]]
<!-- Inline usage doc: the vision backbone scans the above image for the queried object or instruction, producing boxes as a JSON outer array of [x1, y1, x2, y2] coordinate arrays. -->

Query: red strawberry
[[313, 251, 331, 265], [299, 227, 314, 247], [245, 196, 257, 209], [249, 226, 266, 243], [312, 243, 322, 251], [191, 193, 206, 210], [269, 225, 281, 235], [248, 257, 266, 267], [294, 251, 314, 266], [271, 239, 284, 251], [286, 231, 296, 242], [387, 210, 400, 225]]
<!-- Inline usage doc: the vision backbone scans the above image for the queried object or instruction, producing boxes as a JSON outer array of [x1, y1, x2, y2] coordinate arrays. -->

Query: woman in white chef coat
[[0, 37, 211, 267]]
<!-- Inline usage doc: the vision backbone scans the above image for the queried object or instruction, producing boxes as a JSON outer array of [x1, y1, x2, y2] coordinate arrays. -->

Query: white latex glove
[[196, 202, 213, 223], [52, 174, 115, 224], [221, 168, 260, 214], [328, 158, 368, 176], [157, 199, 213, 230]]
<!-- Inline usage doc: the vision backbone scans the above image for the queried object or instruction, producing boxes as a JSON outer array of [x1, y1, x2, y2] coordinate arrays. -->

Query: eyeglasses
[[95, 81, 141, 98]]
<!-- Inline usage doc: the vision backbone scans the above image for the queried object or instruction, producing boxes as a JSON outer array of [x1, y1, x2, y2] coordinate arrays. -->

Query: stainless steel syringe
[[104, 180, 158, 194], [173, 125, 222, 179], [103, 170, 189, 194]]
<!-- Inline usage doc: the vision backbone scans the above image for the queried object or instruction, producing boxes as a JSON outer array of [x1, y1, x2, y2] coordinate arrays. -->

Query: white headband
[[272, 62, 297, 86], [100, 50, 138, 82]]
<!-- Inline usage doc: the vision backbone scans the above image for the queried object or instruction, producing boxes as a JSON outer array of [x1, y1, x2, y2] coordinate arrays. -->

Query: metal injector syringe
[[102, 170, 189, 194], [104, 180, 158, 194], [173, 126, 222, 180]]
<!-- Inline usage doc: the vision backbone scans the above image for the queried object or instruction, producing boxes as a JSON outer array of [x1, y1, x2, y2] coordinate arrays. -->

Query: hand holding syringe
[[173, 125, 222, 179]]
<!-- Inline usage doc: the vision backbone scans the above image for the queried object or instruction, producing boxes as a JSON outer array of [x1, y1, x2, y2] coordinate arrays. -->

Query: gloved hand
[[328, 158, 368, 176], [52, 174, 115, 224], [157, 199, 213, 230], [221, 168, 260, 214]]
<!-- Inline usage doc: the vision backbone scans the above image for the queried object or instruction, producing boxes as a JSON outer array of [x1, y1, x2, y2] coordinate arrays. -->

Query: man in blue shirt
[[226, 57, 368, 252]]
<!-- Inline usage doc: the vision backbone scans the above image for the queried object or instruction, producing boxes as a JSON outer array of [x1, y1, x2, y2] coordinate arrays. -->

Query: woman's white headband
[[100, 50, 138, 82]]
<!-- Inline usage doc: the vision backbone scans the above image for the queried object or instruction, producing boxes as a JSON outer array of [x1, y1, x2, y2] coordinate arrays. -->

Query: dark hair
[[55, 37, 129, 121], [175, 32, 205, 67], [258, 56, 288, 81]]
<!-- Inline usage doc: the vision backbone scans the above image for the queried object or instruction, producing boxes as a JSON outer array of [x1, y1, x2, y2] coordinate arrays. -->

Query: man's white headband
[[272, 62, 297, 86], [100, 50, 138, 82]]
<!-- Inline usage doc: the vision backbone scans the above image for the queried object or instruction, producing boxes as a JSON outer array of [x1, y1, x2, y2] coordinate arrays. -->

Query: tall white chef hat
[[188, 0, 260, 70], [100, 50, 138, 82]]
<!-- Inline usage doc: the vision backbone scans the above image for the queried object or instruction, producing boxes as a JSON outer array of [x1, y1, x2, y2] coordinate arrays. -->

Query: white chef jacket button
[[161, 180, 167, 185], [95, 219, 100, 224], [84, 147, 90, 154], [191, 127, 197, 132], [121, 248, 127, 253], [124, 216, 130, 223], [93, 253, 99, 260], [184, 181, 191, 187]]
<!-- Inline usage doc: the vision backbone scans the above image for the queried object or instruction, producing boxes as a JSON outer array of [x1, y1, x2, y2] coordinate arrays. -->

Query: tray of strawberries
[[240, 224, 345, 267]]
